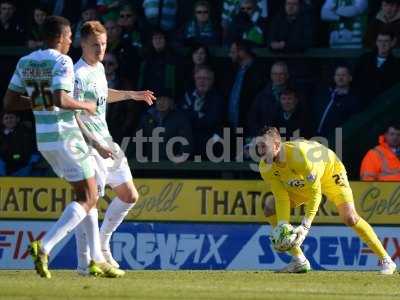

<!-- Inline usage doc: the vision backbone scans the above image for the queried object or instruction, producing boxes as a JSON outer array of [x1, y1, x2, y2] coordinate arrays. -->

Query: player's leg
[[74, 219, 90, 275], [74, 154, 125, 277], [99, 150, 137, 267], [336, 202, 396, 275], [30, 176, 98, 278], [326, 166, 396, 275], [74, 204, 126, 277], [100, 181, 138, 267], [264, 197, 310, 273]]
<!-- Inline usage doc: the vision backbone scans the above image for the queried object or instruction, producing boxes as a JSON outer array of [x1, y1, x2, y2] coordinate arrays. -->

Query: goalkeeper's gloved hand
[[292, 222, 310, 247]]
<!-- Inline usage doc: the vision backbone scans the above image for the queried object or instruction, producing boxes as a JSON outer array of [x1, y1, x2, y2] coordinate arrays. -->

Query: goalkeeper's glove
[[292, 221, 311, 247]]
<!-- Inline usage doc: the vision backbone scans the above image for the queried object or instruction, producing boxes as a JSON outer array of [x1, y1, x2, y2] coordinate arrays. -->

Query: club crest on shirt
[[307, 173, 317, 182]]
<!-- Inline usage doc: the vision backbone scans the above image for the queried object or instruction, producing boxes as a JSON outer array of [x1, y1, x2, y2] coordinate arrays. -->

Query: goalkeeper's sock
[[290, 246, 306, 261], [351, 217, 388, 259], [265, 215, 277, 228]]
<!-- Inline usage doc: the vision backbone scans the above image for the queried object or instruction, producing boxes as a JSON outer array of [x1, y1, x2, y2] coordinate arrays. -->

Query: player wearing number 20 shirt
[[7, 48, 94, 181]]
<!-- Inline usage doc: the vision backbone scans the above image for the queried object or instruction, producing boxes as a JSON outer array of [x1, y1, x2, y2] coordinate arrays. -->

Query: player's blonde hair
[[259, 126, 281, 143], [81, 21, 107, 40]]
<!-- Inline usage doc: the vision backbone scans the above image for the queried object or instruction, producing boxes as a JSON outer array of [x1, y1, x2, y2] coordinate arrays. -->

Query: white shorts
[[92, 143, 133, 196], [40, 147, 95, 182]]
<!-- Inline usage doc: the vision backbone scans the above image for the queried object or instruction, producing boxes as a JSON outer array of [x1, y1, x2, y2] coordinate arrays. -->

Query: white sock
[[80, 208, 104, 262], [293, 254, 307, 262], [100, 197, 134, 251], [75, 222, 90, 270], [42, 201, 87, 255]]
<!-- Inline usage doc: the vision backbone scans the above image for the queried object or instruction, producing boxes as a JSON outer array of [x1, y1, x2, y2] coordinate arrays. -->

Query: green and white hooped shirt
[[73, 58, 113, 148], [8, 48, 87, 152]]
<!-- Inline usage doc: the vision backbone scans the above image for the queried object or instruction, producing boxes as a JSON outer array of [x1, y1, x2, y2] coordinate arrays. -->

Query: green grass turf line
[[0, 270, 399, 300]]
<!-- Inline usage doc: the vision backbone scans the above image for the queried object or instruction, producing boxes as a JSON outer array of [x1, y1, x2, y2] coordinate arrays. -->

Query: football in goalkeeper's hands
[[270, 223, 297, 252]]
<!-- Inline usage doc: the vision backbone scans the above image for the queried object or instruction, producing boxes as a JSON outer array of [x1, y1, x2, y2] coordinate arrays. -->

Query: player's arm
[[269, 178, 291, 224], [75, 113, 114, 159], [3, 89, 32, 111], [52, 90, 96, 114], [51, 57, 96, 114], [259, 165, 291, 223], [300, 159, 323, 227], [291, 157, 323, 247], [4, 61, 32, 111], [107, 88, 155, 105]]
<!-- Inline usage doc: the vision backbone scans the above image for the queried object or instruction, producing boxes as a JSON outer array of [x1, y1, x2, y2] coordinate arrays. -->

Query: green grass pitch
[[0, 270, 399, 300]]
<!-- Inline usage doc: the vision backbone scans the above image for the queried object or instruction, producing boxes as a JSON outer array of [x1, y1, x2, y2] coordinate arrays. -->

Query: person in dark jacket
[[268, 0, 313, 52], [269, 87, 314, 140], [182, 0, 219, 46], [26, 4, 48, 49], [104, 19, 141, 88], [313, 65, 360, 139], [138, 28, 183, 98], [246, 61, 290, 139], [183, 43, 214, 92], [354, 31, 400, 108], [179, 65, 224, 158], [0, 0, 25, 46], [224, 39, 266, 130], [228, 0, 268, 46], [364, 0, 400, 48], [0, 112, 39, 176], [139, 94, 193, 161]]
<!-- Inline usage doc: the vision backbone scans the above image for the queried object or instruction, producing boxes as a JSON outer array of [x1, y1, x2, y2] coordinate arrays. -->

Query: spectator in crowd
[[0, 0, 24, 46], [140, 93, 193, 161], [228, 0, 268, 46], [138, 29, 182, 98], [360, 123, 400, 181], [313, 65, 360, 139], [364, 0, 400, 48], [321, 0, 368, 48], [354, 31, 400, 108], [179, 65, 224, 158], [72, 4, 98, 48], [118, 4, 143, 48], [183, 43, 213, 91], [26, 4, 47, 49], [224, 39, 265, 130], [246, 61, 290, 138], [105, 19, 141, 88], [269, 87, 313, 140], [0, 112, 39, 176], [97, 0, 122, 22], [142, 0, 178, 33], [269, 0, 313, 52], [221, 0, 274, 43], [183, 0, 219, 46]]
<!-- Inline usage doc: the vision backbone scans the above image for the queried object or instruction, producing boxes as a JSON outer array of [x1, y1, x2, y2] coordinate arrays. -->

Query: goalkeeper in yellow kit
[[257, 127, 397, 274]]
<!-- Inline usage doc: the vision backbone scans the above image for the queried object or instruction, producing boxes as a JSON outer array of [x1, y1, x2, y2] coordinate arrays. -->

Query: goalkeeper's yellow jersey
[[259, 139, 352, 224]]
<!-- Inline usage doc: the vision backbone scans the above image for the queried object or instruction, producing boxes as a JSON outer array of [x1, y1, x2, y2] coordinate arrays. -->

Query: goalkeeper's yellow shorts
[[288, 166, 354, 208]]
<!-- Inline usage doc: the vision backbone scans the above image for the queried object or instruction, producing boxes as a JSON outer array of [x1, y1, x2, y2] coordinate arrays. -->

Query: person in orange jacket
[[360, 123, 400, 181]]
